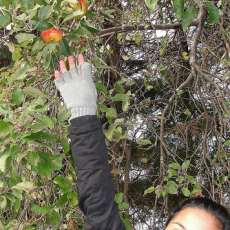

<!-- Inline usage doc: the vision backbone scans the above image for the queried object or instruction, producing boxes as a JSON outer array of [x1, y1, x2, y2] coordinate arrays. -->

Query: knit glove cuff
[[54, 62, 97, 120]]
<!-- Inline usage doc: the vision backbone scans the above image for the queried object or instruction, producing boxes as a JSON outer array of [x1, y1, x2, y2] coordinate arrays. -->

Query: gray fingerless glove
[[54, 62, 97, 120]]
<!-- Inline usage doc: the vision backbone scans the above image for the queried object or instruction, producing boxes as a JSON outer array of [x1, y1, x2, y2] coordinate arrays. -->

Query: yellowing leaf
[[12, 182, 35, 191], [159, 48, 164, 55], [122, 55, 129, 60], [111, 169, 123, 176], [142, 158, 148, 163], [135, 37, 141, 45], [182, 52, 189, 60], [4, 41, 15, 53]]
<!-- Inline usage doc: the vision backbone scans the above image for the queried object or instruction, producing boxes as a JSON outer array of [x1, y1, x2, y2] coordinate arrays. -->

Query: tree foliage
[[0, 0, 229, 229]]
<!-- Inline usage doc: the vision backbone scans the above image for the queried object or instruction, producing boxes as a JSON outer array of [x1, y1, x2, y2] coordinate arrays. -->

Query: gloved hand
[[54, 55, 97, 120]]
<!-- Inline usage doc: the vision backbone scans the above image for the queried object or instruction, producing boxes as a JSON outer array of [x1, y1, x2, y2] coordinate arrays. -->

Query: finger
[[68, 56, 76, 69], [78, 53, 84, 65], [54, 70, 61, 79], [59, 60, 67, 74]]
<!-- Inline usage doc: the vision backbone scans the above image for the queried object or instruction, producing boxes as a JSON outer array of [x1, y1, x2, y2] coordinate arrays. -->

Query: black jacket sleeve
[[69, 115, 126, 230]]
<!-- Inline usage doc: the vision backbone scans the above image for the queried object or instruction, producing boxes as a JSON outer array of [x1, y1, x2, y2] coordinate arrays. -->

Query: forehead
[[166, 207, 220, 230]]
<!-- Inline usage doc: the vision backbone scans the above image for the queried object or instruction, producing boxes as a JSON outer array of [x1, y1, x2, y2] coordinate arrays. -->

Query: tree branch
[[159, 1, 207, 179], [99, 21, 199, 36]]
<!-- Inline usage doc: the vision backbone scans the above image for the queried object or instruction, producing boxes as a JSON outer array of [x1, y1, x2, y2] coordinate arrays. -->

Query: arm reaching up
[[54, 55, 126, 230]]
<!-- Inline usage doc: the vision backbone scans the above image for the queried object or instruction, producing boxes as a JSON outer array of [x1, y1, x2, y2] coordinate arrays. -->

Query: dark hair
[[166, 197, 230, 230]]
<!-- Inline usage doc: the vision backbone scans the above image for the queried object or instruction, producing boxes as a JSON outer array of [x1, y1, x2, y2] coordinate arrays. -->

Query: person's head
[[165, 197, 230, 230]]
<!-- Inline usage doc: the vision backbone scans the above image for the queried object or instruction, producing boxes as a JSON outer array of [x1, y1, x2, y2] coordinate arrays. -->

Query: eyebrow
[[172, 222, 187, 230]]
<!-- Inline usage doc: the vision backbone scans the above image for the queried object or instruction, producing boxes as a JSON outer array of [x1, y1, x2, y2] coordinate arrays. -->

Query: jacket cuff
[[70, 115, 97, 127]]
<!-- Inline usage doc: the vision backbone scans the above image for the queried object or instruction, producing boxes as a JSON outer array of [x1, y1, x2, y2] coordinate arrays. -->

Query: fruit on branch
[[41, 27, 63, 44], [62, 0, 87, 19]]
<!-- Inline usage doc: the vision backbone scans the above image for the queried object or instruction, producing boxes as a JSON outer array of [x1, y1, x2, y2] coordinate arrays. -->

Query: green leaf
[[225, 140, 230, 146], [181, 4, 196, 33], [50, 212, 61, 225], [67, 192, 78, 207], [56, 193, 68, 208], [112, 93, 129, 101], [35, 0, 47, 5], [0, 120, 11, 133], [80, 19, 101, 34], [169, 163, 179, 170], [36, 115, 54, 129], [167, 181, 178, 187], [50, 53, 60, 72], [177, 90, 184, 95], [63, 9, 84, 23], [126, 81, 135, 86], [23, 87, 50, 99], [3, 0, 11, 5], [118, 203, 129, 210], [120, 217, 132, 230], [205, 2, 219, 24], [192, 183, 200, 194], [53, 176, 72, 194], [144, 23, 151, 29], [122, 100, 129, 112], [182, 160, 190, 170], [145, 0, 158, 11], [14, 199, 21, 212], [223, 72, 229, 80], [68, 28, 92, 37], [24, 227, 34, 230], [156, 116, 166, 120], [38, 5, 53, 20], [166, 185, 178, 194], [185, 175, 196, 184], [59, 138, 70, 155], [144, 186, 155, 195], [57, 106, 71, 122], [38, 151, 62, 170], [15, 33, 36, 44], [12, 49, 21, 62], [12, 88, 24, 105], [0, 10, 11, 29], [95, 82, 107, 94], [173, 0, 184, 20], [178, 176, 184, 184], [27, 152, 39, 166], [31, 19, 53, 30], [7, 65, 30, 84], [138, 139, 151, 145], [181, 188, 190, 197], [0, 100, 12, 105], [106, 108, 117, 118], [59, 39, 71, 57], [37, 162, 52, 179], [168, 169, 177, 177], [54, 0, 61, 11], [85, 11, 97, 18], [23, 132, 56, 142], [115, 192, 123, 204], [31, 204, 53, 215], [12, 182, 35, 191], [0, 150, 10, 173], [20, 0, 34, 12], [221, 149, 226, 157], [184, 109, 191, 115], [0, 196, 7, 209]]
